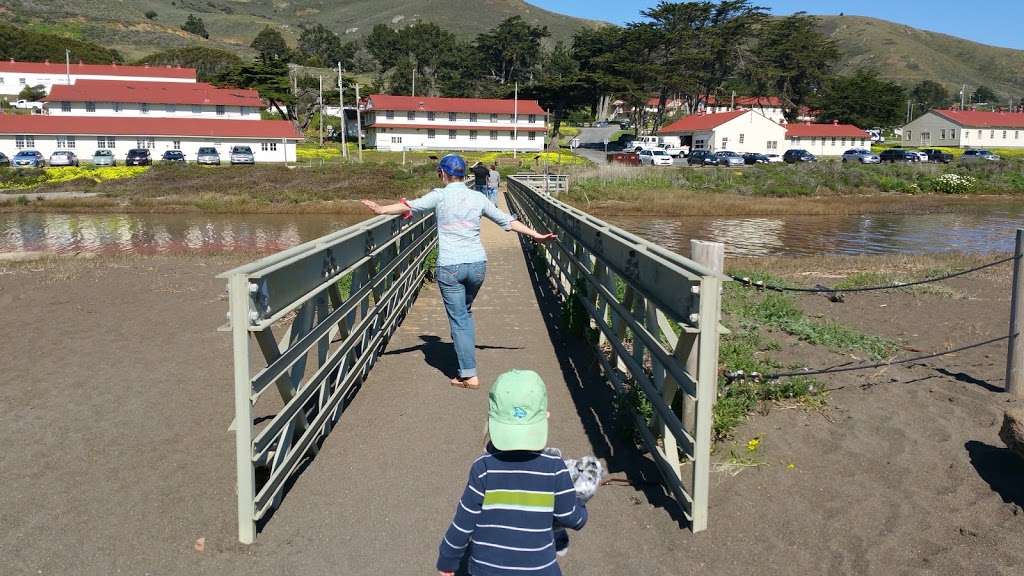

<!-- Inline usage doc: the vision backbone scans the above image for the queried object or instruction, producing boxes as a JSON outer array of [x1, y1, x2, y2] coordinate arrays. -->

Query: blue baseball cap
[[438, 154, 467, 178]]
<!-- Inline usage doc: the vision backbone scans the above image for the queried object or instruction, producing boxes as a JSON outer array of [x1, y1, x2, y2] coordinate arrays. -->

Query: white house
[[901, 109, 1024, 148], [785, 121, 872, 156], [660, 110, 786, 154], [0, 115, 302, 162], [45, 80, 264, 120], [362, 94, 547, 152], [704, 96, 787, 124], [0, 60, 196, 97]]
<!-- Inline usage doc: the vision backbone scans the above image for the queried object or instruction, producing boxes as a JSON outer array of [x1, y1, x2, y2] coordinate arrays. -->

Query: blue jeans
[[437, 261, 486, 378], [484, 186, 498, 205]]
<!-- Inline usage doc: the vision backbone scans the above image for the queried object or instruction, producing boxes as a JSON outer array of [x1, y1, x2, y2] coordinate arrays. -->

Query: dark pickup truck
[[920, 148, 954, 163]]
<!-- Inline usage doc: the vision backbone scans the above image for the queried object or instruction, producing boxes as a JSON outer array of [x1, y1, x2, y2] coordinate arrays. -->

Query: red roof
[[366, 94, 546, 116], [0, 115, 302, 139], [47, 80, 263, 107], [659, 110, 747, 134], [368, 123, 546, 133], [932, 109, 1024, 129], [0, 60, 196, 80], [785, 122, 870, 138], [707, 95, 783, 108]]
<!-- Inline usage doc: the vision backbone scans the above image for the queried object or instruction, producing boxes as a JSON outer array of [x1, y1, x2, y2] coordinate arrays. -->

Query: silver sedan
[[841, 148, 880, 164], [714, 151, 745, 167]]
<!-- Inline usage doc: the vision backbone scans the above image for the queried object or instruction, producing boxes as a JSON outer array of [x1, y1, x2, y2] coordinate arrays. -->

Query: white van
[[633, 135, 683, 157]]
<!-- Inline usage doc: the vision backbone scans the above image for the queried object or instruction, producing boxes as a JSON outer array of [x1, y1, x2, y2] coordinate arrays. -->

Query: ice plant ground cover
[[0, 166, 149, 190]]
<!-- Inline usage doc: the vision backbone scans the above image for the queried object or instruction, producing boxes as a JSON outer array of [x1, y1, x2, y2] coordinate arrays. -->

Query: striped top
[[437, 448, 588, 575]]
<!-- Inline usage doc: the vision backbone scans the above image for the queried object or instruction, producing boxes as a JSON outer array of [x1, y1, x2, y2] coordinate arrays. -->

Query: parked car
[[878, 148, 920, 163], [841, 148, 881, 164], [686, 150, 718, 167], [638, 148, 673, 166], [229, 145, 255, 165], [910, 150, 929, 162], [764, 153, 783, 163], [125, 149, 152, 166], [49, 150, 79, 167], [742, 152, 770, 165], [161, 150, 186, 163], [11, 99, 44, 111], [783, 149, 817, 163], [960, 149, 1000, 164], [92, 149, 116, 166], [920, 149, 954, 163], [0, 152, 9, 167], [197, 147, 221, 165], [12, 150, 45, 168], [714, 151, 745, 167]]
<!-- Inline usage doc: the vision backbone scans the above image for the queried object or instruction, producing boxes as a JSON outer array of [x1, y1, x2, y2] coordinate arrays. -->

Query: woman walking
[[361, 154, 555, 389]]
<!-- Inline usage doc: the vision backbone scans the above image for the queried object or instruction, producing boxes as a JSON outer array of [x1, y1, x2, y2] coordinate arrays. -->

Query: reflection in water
[[0, 213, 361, 256], [1, 206, 1021, 258], [609, 205, 1024, 257]]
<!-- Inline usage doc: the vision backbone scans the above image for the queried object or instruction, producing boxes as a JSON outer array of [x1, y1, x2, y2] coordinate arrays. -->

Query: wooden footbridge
[[219, 175, 728, 569]]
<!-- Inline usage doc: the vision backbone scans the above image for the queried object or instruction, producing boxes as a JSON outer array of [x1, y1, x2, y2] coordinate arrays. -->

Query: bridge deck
[[248, 192, 690, 573]]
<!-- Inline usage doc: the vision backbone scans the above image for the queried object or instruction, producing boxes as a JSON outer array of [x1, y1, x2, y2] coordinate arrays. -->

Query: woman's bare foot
[[451, 376, 480, 389]]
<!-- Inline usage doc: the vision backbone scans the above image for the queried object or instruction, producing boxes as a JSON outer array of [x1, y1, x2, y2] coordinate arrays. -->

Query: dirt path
[[0, 238, 1021, 574]]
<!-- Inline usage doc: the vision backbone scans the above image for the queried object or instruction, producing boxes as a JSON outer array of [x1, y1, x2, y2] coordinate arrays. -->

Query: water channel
[[1, 204, 1021, 258]]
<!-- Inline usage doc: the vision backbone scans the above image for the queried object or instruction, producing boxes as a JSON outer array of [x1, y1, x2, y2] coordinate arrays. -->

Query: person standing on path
[[471, 161, 490, 195], [485, 163, 500, 205], [360, 154, 555, 389]]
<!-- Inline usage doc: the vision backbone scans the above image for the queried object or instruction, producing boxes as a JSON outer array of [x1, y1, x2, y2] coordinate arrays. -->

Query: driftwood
[[999, 407, 1024, 461]]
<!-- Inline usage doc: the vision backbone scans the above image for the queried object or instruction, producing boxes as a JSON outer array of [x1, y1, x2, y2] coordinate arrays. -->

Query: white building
[[0, 115, 301, 162], [704, 96, 787, 124], [362, 94, 547, 152], [785, 122, 872, 156], [901, 109, 1024, 148], [660, 110, 786, 154], [45, 80, 264, 120], [0, 60, 196, 97]]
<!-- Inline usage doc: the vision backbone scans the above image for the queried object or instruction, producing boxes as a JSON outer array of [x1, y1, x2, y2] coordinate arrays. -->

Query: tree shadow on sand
[[965, 440, 1024, 507]]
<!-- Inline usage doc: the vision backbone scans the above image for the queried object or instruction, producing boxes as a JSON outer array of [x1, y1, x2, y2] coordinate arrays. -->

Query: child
[[437, 370, 588, 576]]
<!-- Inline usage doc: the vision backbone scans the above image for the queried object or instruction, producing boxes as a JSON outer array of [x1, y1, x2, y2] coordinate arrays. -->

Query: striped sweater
[[437, 448, 588, 575]]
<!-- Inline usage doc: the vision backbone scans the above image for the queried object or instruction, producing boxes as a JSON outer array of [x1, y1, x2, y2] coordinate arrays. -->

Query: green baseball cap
[[488, 370, 548, 451]]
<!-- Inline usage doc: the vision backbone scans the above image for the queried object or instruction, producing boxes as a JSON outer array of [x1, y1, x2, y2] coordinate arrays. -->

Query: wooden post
[[1007, 228, 1023, 398]]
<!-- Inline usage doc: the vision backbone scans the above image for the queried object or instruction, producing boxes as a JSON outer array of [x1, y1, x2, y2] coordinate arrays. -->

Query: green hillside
[[817, 15, 1024, 100], [0, 0, 602, 60]]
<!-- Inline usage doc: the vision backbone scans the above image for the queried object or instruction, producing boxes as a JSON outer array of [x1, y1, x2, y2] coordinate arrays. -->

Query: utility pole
[[411, 66, 416, 98], [318, 74, 324, 148], [960, 84, 967, 110], [513, 81, 519, 159], [355, 83, 363, 162], [65, 48, 71, 86], [338, 62, 347, 159]]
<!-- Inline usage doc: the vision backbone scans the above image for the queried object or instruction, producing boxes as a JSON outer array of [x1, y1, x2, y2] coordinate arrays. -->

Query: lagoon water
[[1, 204, 1022, 258]]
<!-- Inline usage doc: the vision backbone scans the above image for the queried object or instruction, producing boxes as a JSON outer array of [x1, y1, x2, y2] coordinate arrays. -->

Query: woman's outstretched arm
[[509, 220, 557, 242], [360, 200, 409, 216]]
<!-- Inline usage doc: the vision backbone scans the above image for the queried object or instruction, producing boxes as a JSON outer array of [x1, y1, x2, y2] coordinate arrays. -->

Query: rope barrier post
[[1007, 228, 1024, 398]]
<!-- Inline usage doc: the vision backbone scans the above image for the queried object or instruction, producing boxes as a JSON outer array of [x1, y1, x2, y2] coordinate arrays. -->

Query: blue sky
[[533, 0, 1024, 50]]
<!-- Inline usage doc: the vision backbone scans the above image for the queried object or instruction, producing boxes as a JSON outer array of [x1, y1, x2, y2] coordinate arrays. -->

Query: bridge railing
[[510, 173, 569, 196], [219, 212, 437, 543], [506, 175, 727, 532]]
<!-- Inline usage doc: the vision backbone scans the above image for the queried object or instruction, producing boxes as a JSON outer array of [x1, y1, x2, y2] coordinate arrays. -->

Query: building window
[[140, 103, 149, 114], [721, 137, 728, 148], [528, 114, 536, 123], [490, 113, 497, 123], [490, 130, 498, 141], [19, 78, 26, 85], [792, 137, 800, 144], [113, 102, 122, 113], [427, 111, 435, 121], [240, 106, 249, 117], [15, 135, 34, 148], [920, 131, 930, 144], [261, 141, 278, 152], [470, 130, 477, 140], [427, 129, 435, 139], [831, 137, 837, 145], [60, 101, 71, 112], [166, 104, 176, 113], [470, 113, 478, 122], [977, 130, 982, 139], [192, 104, 201, 114], [1003, 131, 1008, 139], [86, 102, 96, 113], [528, 131, 536, 141], [1017, 131, 1021, 140], [694, 139, 706, 149], [448, 112, 456, 122], [739, 133, 745, 144], [448, 129, 456, 139], [406, 111, 415, 120], [766, 140, 777, 150], [216, 105, 225, 116], [950, 129, 956, 139], [97, 136, 115, 148], [56, 135, 76, 148], [390, 136, 402, 144], [172, 140, 181, 150], [905, 131, 912, 142], [386, 110, 395, 119], [136, 138, 155, 149]]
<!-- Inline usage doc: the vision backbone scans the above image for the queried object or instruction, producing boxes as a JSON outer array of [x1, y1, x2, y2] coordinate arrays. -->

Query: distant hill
[[0, 0, 602, 60], [817, 15, 1024, 100]]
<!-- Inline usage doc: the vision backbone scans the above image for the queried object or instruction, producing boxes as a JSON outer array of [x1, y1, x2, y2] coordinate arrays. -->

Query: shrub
[[927, 173, 976, 194]]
